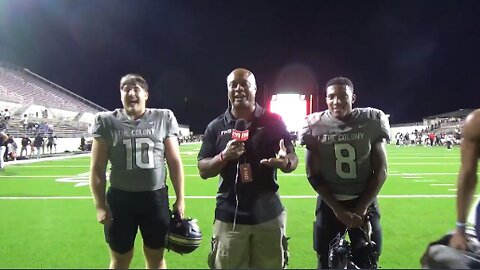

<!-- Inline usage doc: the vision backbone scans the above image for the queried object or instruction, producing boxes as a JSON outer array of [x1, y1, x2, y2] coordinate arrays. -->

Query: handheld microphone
[[231, 119, 249, 142]]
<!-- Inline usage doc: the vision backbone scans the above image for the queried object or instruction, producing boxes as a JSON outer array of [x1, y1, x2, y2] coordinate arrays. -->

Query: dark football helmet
[[421, 227, 480, 269], [328, 229, 358, 269], [328, 222, 379, 269], [165, 211, 202, 255]]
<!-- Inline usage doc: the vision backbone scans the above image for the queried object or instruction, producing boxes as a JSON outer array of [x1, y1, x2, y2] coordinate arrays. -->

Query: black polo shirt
[[198, 104, 293, 225]]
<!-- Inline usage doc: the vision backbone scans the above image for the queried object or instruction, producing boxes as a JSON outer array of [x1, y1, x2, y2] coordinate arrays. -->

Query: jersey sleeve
[[377, 109, 390, 141], [299, 113, 318, 146], [91, 112, 106, 138], [165, 110, 180, 138], [299, 116, 310, 146]]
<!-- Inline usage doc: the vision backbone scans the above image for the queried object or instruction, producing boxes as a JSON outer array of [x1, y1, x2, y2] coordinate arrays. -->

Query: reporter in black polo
[[197, 68, 298, 269]]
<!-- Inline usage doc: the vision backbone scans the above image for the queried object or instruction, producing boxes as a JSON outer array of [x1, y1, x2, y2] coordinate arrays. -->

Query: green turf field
[[0, 144, 468, 268]]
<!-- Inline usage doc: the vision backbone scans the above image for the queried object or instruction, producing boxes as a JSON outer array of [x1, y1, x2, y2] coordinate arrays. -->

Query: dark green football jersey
[[299, 107, 390, 199], [91, 108, 179, 192]]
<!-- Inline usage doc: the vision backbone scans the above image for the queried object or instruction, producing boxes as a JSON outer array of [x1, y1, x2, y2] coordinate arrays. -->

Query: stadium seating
[[0, 63, 106, 137], [0, 66, 103, 114]]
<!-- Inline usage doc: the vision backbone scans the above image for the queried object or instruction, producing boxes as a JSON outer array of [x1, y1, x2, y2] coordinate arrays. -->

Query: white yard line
[[0, 194, 464, 200], [3, 153, 90, 167], [390, 163, 459, 165], [388, 157, 458, 159], [11, 165, 90, 168], [0, 172, 474, 179]]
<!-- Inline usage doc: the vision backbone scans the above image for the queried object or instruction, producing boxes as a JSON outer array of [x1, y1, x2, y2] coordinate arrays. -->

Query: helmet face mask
[[328, 227, 379, 269], [328, 232, 355, 269], [165, 212, 202, 255]]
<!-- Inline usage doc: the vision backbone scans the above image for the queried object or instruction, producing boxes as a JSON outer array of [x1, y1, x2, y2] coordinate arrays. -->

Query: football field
[[0, 144, 466, 268]]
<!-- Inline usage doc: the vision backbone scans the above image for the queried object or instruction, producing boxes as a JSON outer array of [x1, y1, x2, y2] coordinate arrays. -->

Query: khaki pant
[[208, 211, 288, 269]]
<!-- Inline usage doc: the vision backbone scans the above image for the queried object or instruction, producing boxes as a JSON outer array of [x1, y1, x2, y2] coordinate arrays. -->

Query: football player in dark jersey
[[450, 109, 480, 250], [90, 74, 185, 269], [300, 77, 389, 269]]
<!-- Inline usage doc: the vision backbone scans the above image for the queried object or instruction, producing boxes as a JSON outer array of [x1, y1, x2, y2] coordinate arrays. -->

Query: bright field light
[[269, 94, 307, 133]]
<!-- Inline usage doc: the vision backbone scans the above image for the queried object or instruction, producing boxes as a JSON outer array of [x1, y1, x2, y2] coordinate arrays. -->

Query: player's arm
[[450, 110, 480, 250], [89, 137, 110, 225], [354, 139, 388, 217], [165, 136, 185, 218]]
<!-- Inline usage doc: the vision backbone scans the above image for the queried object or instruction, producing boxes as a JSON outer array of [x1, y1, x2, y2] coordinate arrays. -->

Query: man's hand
[[222, 140, 245, 161], [334, 208, 364, 228], [449, 232, 468, 251], [96, 205, 112, 226], [353, 205, 369, 219], [260, 139, 288, 169], [173, 198, 185, 219]]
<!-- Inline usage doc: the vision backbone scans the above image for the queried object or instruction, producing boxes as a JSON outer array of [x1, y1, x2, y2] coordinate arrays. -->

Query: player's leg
[[109, 249, 134, 269], [250, 211, 288, 269], [105, 188, 139, 269], [0, 146, 5, 169], [314, 200, 345, 269], [139, 188, 170, 269], [143, 245, 166, 269]]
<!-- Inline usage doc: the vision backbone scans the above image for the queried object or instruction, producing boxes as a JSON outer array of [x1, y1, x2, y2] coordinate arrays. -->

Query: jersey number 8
[[334, 143, 357, 179]]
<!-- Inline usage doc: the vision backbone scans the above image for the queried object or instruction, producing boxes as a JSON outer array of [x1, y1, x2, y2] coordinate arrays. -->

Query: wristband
[[219, 152, 226, 162], [456, 222, 466, 228], [456, 222, 466, 232]]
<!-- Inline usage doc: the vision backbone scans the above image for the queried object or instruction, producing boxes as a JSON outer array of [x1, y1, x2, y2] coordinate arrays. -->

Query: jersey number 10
[[123, 138, 155, 170], [334, 143, 357, 179]]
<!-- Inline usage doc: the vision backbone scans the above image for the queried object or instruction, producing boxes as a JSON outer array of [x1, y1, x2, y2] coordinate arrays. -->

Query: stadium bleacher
[[0, 62, 106, 138]]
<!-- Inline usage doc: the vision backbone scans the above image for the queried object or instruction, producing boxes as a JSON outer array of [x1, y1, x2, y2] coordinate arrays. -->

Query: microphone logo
[[232, 119, 249, 141], [232, 129, 249, 141]]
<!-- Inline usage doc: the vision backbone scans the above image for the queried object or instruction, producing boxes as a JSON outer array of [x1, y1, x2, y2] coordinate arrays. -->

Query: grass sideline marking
[[0, 172, 475, 178], [0, 194, 461, 200]]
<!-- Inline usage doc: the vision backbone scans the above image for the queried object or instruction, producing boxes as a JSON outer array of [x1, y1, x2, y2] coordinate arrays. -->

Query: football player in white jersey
[[90, 74, 185, 269], [300, 77, 389, 269]]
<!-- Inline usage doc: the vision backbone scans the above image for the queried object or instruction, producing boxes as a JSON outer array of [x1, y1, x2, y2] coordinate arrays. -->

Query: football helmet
[[328, 222, 379, 269], [165, 211, 202, 255], [421, 227, 480, 269]]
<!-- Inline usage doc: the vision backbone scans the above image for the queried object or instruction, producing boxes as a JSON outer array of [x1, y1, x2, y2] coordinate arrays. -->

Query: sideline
[[0, 194, 465, 200], [4, 153, 90, 166]]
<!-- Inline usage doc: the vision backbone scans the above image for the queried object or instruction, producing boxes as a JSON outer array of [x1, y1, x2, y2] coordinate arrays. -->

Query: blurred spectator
[[21, 114, 28, 132], [79, 136, 86, 151], [46, 133, 55, 154], [20, 134, 31, 157], [33, 134, 44, 159]]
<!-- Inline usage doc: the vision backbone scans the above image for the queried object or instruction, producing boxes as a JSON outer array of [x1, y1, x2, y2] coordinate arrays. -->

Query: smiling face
[[120, 75, 148, 119], [227, 68, 257, 110], [326, 84, 356, 120]]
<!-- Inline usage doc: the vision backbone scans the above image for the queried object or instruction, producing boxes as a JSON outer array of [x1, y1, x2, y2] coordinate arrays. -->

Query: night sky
[[0, 0, 479, 134]]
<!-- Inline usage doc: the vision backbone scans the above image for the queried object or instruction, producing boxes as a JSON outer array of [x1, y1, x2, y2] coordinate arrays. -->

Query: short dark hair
[[326, 77, 354, 92], [120, 74, 149, 91]]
